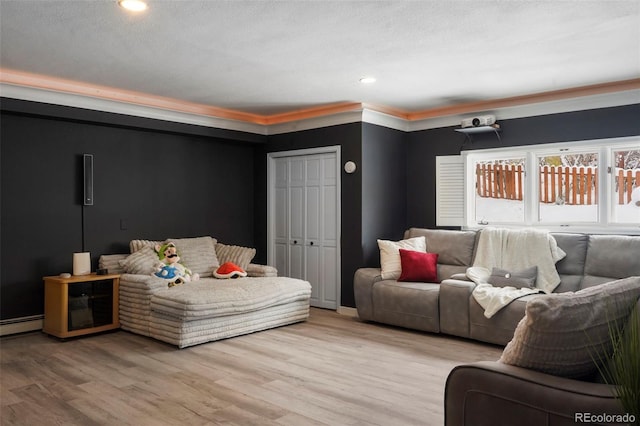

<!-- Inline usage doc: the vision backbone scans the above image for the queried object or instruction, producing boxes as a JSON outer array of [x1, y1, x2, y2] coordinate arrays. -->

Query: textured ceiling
[[1, 0, 639, 116]]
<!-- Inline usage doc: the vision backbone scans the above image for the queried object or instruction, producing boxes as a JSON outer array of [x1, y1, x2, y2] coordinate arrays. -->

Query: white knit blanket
[[472, 280, 541, 318], [471, 227, 566, 318]]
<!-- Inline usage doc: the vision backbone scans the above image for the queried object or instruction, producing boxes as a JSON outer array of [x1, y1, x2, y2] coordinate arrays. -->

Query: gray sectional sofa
[[354, 227, 640, 345]]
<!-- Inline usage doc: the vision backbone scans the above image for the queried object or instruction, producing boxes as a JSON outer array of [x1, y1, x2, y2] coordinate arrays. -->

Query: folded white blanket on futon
[[470, 228, 566, 318]]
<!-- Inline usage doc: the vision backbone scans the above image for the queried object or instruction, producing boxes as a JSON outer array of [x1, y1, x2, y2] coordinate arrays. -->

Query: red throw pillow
[[398, 249, 439, 282]]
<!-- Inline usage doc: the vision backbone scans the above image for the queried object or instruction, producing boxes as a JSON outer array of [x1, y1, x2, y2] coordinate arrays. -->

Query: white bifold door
[[269, 148, 340, 309]]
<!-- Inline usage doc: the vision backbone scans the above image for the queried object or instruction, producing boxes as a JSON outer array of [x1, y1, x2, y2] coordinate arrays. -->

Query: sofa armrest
[[439, 279, 476, 338], [445, 361, 624, 426], [99, 254, 127, 275], [246, 263, 278, 277], [120, 273, 173, 294], [449, 273, 471, 281], [354, 268, 383, 321], [354, 267, 383, 283]]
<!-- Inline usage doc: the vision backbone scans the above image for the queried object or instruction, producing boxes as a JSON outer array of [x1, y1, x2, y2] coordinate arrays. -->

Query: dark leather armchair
[[445, 297, 639, 426], [445, 361, 627, 426]]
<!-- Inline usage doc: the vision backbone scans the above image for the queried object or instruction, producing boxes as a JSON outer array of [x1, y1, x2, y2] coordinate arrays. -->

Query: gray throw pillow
[[500, 277, 640, 379], [489, 266, 537, 288]]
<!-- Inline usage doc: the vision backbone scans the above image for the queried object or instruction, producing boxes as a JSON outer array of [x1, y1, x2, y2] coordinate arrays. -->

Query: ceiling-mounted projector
[[461, 115, 496, 128]]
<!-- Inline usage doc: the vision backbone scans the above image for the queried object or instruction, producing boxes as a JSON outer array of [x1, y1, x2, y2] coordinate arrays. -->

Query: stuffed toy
[[214, 261, 247, 279], [154, 242, 199, 287]]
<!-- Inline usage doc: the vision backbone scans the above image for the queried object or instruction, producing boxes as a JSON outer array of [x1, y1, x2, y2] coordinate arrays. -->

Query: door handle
[[310, 241, 314, 246], [293, 240, 298, 245]]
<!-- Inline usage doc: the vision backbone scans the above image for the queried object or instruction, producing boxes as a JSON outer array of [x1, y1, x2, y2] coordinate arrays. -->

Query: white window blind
[[436, 155, 464, 226]]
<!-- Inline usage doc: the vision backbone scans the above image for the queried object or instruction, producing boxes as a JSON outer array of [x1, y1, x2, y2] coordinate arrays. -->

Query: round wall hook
[[344, 161, 357, 174]]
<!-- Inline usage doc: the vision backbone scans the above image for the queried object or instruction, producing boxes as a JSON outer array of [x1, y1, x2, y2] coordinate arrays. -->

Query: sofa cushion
[[581, 275, 625, 289], [398, 249, 438, 283], [554, 274, 583, 294], [215, 243, 256, 270], [499, 277, 640, 379], [552, 233, 588, 277], [469, 296, 534, 346], [584, 235, 640, 281], [377, 236, 426, 280], [168, 236, 219, 278], [405, 228, 477, 266], [372, 280, 440, 333]]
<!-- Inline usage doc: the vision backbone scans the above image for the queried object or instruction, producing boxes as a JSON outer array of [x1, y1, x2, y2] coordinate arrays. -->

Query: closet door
[[270, 150, 339, 310], [305, 153, 338, 309], [288, 156, 306, 281], [273, 158, 290, 278]]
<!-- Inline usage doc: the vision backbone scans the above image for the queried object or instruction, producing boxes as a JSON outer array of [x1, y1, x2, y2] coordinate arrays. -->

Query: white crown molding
[[0, 83, 267, 135], [361, 109, 410, 132], [265, 109, 364, 135], [2, 82, 638, 136], [266, 106, 410, 134], [406, 89, 640, 132]]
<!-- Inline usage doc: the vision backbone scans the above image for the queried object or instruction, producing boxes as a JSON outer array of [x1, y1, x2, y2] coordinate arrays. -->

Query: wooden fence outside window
[[475, 164, 639, 205]]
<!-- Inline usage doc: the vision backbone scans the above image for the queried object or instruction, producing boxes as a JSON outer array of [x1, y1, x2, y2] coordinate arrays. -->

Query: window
[[473, 156, 525, 224], [537, 150, 599, 223], [612, 148, 640, 225], [462, 137, 640, 232]]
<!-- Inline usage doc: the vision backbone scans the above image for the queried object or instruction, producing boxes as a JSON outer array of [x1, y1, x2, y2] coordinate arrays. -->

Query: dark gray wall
[[1, 100, 262, 320], [407, 104, 640, 229], [361, 123, 407, 266]]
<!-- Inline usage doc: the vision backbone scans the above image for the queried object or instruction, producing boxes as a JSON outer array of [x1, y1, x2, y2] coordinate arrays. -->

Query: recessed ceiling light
[[118, 0, 148, 12], [359, 76, 377, 84]]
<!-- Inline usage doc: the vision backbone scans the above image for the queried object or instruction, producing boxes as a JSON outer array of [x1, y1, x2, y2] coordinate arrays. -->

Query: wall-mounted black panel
[[83, 154, 94, 206]]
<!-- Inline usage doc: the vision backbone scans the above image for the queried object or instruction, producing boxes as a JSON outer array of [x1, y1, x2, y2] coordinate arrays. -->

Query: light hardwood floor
[[1, 308, 503, 426]]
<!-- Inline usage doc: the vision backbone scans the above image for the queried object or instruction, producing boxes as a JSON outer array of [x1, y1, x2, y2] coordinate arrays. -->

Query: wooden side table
[[43, 273, 120, 338]]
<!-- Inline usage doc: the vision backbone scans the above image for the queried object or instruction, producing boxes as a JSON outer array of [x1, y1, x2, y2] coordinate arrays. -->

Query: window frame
[[462, 136, 640, 234]]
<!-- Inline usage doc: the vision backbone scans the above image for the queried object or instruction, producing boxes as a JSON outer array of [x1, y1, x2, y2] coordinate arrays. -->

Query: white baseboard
[[0, 315, 43, 336], [336, 306, 358, 317]]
